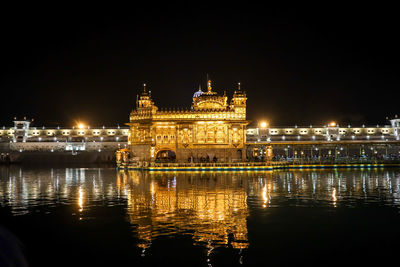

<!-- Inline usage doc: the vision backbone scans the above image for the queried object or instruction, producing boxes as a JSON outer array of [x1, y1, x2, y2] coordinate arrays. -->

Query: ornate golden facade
[[127, 80, 249, 162]]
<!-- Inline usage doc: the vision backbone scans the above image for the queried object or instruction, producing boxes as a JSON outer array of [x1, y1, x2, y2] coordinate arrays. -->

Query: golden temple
[[125, 80, 249, 164]]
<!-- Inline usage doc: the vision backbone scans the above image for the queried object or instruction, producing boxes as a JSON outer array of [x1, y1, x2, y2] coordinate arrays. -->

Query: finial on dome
[[238, 82, 241, 91], [198, 85, 202, 91], [143, 83, 147, 92], [207, 80, 212, 92]]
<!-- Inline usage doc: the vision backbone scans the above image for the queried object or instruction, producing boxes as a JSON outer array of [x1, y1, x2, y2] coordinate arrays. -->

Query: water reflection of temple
[[117, 171, 250, 250], [2, 166, 400, 254]]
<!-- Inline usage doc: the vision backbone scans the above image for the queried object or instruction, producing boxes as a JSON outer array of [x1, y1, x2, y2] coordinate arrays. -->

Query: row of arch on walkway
[[155, 149, 243, 163]]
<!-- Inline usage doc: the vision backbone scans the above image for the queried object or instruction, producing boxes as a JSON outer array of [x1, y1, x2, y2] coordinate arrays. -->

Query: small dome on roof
[[193, 88, 204, 98]]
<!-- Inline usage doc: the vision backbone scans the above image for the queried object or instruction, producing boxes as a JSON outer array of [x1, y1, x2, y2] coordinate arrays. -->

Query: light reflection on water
[[1, 166, 400, 261], [0, 167, 127, 216], [121, 171, 250, 252]]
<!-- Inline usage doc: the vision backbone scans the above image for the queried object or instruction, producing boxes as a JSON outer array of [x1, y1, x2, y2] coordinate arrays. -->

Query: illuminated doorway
[[155, 150, 176, 162]]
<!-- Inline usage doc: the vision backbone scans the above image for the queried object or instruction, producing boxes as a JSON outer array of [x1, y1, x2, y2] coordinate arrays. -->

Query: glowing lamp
[[260, 121, 268, 128], [329, 121, 337, 127]]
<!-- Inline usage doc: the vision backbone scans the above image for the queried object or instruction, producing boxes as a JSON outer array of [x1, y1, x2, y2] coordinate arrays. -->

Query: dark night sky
[[1, 5, 399, 127]]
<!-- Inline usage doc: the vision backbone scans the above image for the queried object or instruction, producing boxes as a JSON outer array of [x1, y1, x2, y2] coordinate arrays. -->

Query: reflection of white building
[[65, 168, 86, 184], [0, 167, 119, 215]]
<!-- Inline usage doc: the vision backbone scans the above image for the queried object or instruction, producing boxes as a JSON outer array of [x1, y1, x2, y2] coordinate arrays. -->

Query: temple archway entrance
[[155, 150, 176, 162]]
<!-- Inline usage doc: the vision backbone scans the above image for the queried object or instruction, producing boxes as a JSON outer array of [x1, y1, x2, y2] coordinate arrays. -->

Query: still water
[[1, 166, 400, 266]]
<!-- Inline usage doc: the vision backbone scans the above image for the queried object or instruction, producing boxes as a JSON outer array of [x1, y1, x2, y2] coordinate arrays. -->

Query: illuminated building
[[126, 81, 249, 163], [1, 99, 400, 164], [0, 118, 129, 162], [246, 116, 400, 161]]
